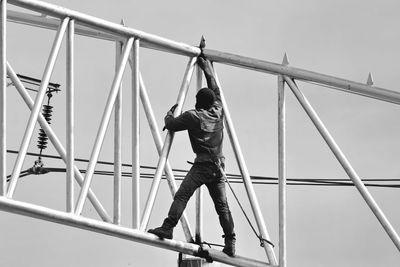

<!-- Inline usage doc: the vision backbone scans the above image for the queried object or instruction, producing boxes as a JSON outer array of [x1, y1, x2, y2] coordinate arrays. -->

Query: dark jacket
[[164, 87, 224, 163]]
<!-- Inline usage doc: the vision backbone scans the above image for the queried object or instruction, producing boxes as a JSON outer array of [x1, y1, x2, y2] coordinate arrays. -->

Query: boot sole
[[148, 229, 172, 239]]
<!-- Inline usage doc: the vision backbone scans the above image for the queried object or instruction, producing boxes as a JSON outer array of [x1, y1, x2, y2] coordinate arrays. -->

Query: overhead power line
[[6, 149, 400, 188]]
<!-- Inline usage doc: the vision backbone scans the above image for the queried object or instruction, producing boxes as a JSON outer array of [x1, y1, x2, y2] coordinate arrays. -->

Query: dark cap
[[196, 88, 215, 110]]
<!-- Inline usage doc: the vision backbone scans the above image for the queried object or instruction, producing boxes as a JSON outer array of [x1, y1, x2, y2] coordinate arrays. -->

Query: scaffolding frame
[[1, 1, 400, 267]]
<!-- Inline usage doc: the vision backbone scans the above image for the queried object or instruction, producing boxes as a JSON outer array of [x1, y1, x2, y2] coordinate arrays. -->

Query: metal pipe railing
[[7, 17, 70, 197], [284, 76, 400, 251], [75, 37, 134, 215]]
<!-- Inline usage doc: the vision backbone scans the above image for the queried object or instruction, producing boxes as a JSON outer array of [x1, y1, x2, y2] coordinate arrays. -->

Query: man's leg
[[206, 175, 236, 256], [148, 164, 203, 239]]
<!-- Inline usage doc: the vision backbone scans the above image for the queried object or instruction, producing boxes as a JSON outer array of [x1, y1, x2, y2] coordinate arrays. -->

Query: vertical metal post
[[7, 62, 111, 222], [140, 57, 196, 231], [195, 188, 203, 243], [75, 37, 134, 215], [113, 39, 123, 225], [138, 74, 194, 242], [66, 18, 74, 212], [213, 67, 277, 265], [0, 0, 6, 196], [284, 76, 400, 251], [132, 38, 140, 228], [278, 75, 286, 267], [195, 64, 203, 243], [7, 17, 70, 198]]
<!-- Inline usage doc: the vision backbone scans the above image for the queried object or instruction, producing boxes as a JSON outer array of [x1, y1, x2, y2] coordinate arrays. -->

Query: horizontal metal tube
[[7, 9, 400, 105], [7, 10, 190, 55], [8, 10, 119, 42], [8, 0, 199, 57], [0, 197, 274, 267], [204, 49, 400, 105]]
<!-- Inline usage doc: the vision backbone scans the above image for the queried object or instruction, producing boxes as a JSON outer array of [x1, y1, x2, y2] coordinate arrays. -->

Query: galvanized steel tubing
[[132, 39, 140, 228], [0, 0, 6, 196], [284, 76, 400, 251], [7, 62, 112, 222], [75, 37, 134, 215], [7, 3, 400, 104], [7, 17, 70, 197], [195, 65, 204, 243], [213, 68, 278, 265], [0, 196, 274, 267], [204, 49, 400, 105], [113, 39, 123, 224], [140, 57, 197, 231], [66, 19, 75, 213], [278, 75, 286, 267], [137, 73, 194, 242]]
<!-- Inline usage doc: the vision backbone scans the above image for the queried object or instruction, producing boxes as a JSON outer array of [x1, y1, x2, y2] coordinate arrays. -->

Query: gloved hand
[[163, 104, 178, 131], [197, 36, 208, 69], [168, 104, 178, 114], [197, 56, 207, 70]]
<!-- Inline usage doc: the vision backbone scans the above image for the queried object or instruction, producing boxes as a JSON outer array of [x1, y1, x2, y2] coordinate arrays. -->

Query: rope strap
[[218, 163, 275, 248]]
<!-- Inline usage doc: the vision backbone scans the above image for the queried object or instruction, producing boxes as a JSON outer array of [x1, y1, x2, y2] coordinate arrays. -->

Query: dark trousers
[[163, 161, 235, 236]]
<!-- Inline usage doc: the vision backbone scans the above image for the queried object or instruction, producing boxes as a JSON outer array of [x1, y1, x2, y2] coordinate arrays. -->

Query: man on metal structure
[[148, 53, 236, 257]]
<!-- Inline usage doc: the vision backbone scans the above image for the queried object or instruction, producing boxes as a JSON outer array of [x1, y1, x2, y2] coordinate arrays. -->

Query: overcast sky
[[1, 0, 400, 266]]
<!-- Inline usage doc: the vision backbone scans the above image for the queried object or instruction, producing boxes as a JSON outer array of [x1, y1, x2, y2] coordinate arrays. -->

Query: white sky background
[[1, 0, 400, 266]]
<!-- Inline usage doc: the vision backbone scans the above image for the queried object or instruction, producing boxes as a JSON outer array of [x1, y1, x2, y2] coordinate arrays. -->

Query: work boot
[[222, 234, 236, 256], [148, 226, 173, 239]]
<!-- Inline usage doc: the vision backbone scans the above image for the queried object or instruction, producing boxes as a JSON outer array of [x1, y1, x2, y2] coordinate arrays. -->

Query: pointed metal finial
[[366, 72, 374, 86], [282, 52, 289, 66], [199, 35, 206, 50], [120, 19, 125, 26]]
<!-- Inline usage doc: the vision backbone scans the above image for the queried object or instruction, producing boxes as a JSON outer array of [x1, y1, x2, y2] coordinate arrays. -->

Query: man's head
[[196, 87, 215, 110]]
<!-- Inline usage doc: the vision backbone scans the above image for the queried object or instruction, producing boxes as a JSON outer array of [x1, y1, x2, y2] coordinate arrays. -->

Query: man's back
[[164, 84, 224, 162]]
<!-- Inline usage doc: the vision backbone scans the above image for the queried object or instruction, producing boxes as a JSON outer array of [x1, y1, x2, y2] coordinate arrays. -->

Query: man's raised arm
[[197, 56, 221, 103]]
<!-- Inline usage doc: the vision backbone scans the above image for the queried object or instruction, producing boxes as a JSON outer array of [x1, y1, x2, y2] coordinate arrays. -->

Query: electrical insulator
[[37, 104, 53, 151]]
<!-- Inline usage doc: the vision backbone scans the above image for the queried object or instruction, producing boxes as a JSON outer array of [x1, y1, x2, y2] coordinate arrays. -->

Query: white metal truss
[[0, 1, 400, 267]]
